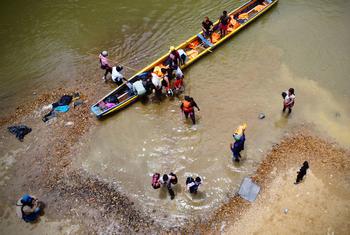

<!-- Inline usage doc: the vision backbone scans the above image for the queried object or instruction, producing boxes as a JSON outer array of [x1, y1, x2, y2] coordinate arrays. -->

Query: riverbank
[[194, 132, 350, 234], [1, 86, 349, 235], [0, 77, 162, 233]]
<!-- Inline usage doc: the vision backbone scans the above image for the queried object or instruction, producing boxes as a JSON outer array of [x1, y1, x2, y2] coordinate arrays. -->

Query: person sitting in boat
[[202, 16, 214, 38], [219, 11, 230, 37], [181, 96, 200, 125], [111, 65, 126, 86], [99, 51, 112, 82], [16, 194, 43, 223], [159, 173, 178, 200], [186, 176, 202, 194]]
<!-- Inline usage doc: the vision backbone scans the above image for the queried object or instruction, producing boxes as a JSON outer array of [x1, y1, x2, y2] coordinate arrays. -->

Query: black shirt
[[220, 15, 230, 25], [202, 20, 213, 32]]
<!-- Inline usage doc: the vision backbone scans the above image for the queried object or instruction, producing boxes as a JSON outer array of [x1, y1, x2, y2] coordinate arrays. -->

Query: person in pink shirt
[[99, 51, 112, 81]]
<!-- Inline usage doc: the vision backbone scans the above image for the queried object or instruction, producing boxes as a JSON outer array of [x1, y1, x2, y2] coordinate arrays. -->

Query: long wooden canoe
[[91, 0, 278, 118]]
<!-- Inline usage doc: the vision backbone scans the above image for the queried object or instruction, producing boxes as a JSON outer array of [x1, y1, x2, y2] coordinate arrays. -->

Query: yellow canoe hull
[[92, 0, 279, 118]]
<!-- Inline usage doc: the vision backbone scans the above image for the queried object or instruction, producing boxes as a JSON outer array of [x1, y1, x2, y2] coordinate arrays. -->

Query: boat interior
[[91, 0, 274, 116]]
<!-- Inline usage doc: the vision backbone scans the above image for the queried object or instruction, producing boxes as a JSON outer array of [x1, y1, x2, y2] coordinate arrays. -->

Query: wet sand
[[197, 133, 350, 234], [1, 83, 349, 235]]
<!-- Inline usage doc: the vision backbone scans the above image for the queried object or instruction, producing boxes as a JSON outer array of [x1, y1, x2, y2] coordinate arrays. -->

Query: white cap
[[101, 51, 108, 56]]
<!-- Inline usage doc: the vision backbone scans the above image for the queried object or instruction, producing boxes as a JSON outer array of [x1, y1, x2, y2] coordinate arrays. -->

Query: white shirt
[[151, 73, 161, 88], [178, 49, 186, 57], [112, 67, 124, 82], [284, 91, 295, 106]]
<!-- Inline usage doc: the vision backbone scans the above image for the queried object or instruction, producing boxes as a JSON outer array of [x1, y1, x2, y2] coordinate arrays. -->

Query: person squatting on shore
[[181, 96, 200, 125], [282, 88, 296, 114], [295, 161, 309, 184], [186, 176, 202, 194], [16, 194, 43, 223], [99, 51, 112, 82]]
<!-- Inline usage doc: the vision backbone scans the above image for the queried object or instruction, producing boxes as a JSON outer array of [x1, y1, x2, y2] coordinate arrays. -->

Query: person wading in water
[[181, 96, 200, 125], [282, 88, 296, 114], [159, 173, 178, 200]]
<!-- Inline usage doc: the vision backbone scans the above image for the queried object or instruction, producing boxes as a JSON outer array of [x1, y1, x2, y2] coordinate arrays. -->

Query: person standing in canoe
[[202, 16, 214, 38], [219, 11, 230, 37], [181, 96, 200, 125], [99, 51, 112, 82]]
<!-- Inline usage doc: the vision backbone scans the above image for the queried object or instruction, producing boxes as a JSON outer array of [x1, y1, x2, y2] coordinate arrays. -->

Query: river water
[[1, 0, 350, 228]]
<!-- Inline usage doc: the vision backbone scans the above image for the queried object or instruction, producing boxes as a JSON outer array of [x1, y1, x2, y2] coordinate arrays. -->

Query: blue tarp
[[197, 34, 214, 47]]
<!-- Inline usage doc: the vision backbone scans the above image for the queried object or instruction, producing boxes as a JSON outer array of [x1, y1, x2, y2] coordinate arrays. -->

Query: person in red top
[[219, 11, 230, 37], [181, 96, 200, 125], [174, 77, 183, 91]]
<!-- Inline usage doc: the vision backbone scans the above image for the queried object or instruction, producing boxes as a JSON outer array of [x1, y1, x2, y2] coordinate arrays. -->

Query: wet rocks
[[258, 113, 266, 119]]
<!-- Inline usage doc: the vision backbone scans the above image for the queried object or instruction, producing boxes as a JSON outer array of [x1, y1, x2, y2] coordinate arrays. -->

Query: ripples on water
[[1, 0, 350, 226]]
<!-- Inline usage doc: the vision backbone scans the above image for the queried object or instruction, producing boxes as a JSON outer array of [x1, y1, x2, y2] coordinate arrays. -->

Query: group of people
[[99, 51, 127, 85], [201, 10, 233, 40], [149, 47, 185, 98], [98, 48, 185, 99], [152, 173, 202, 200]]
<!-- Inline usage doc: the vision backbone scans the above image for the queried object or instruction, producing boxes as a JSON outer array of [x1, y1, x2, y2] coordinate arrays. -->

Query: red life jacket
[[182, 100, 193, 113]]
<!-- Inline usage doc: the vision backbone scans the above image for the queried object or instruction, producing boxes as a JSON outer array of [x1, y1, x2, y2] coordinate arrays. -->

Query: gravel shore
[[0, 76, 349, 234]]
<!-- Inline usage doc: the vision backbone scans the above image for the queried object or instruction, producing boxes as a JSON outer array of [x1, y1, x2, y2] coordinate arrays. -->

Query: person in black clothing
[[160, 173, 178, 200], [180, 96, 200, 125], [295, 161, 309, 184], [219, 11, 230, 37], [202, 16, 214, 38], [186, 176, 202, 194]]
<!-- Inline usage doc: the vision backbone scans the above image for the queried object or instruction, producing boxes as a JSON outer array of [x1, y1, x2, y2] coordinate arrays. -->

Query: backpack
[[19, 195, 34, 220]]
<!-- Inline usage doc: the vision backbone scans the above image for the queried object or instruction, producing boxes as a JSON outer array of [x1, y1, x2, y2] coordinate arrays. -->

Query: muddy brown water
[[1, 0, 350, 232]]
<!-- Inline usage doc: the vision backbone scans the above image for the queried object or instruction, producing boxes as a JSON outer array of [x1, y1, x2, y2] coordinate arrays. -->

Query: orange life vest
[[182, 100, 193, 113]]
